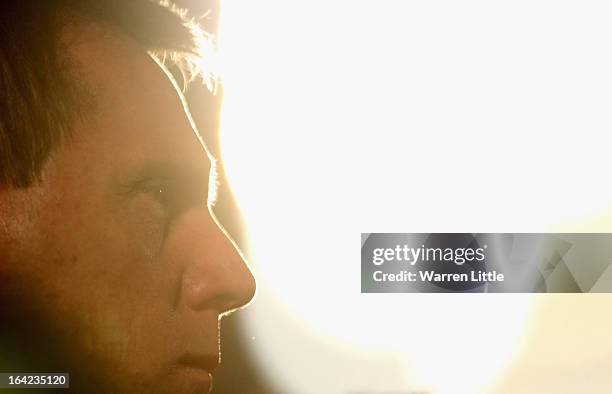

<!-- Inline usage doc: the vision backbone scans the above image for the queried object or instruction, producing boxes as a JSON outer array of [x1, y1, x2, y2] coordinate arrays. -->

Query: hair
[[0, 0, 215, 187]]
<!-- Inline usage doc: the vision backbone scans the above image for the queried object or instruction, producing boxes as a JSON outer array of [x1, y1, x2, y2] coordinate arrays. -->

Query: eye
[[145, 185, 166, 201], [120, 179, 175, 255], [121, 173, 197, 219], [141, 182, 173, 208]]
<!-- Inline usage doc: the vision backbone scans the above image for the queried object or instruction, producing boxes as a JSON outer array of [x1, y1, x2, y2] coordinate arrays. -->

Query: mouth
[[177, 352, 220, 373], [175, 353, 218, 392]]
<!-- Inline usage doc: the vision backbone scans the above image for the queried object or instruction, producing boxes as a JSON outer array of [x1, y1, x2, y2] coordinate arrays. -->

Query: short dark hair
[[0, 0, 213, 187]]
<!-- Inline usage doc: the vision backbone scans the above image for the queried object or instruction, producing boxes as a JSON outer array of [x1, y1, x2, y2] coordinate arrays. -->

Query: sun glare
[[216, 1, 612, 393]]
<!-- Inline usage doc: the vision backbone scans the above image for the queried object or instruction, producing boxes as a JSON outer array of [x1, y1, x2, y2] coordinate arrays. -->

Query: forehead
[[62, 19, 176, 110], [57, 18, 210, 174]]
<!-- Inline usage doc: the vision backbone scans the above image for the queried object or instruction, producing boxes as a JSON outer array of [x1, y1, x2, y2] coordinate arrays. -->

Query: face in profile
[[0, 20, 255, 394]]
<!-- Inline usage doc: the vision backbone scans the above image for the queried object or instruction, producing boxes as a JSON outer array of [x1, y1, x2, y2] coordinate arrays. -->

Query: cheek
[[35, 232, 178, 381], [15, 179, 184, 376], [26, 197, 160, 337]]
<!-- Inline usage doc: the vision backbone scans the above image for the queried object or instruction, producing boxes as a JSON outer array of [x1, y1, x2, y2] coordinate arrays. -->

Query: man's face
[[0, 23, 255, 393]]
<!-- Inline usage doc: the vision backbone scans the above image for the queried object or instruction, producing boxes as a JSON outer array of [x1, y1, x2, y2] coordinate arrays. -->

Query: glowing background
[[215, 1, 612, 393]]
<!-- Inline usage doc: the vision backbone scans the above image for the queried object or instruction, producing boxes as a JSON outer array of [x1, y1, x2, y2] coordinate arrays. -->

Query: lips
[[177, 353, 220, 373]]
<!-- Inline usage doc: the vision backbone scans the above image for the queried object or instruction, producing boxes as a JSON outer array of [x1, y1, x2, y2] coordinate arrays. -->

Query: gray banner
[[361, 233, 612, 293]]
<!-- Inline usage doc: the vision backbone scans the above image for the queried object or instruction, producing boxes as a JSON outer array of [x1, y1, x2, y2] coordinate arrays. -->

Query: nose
[[176, 208, 256, 314]]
